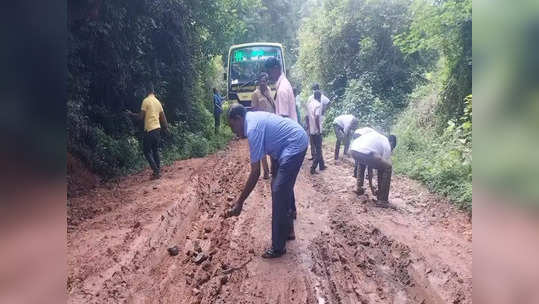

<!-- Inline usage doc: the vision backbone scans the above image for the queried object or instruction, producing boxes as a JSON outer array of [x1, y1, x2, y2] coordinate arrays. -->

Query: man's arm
[[315, 114, 321, 134], [226, 161, 261, 217], [127, 110, 145, 121], [159, 111, 168, 131]]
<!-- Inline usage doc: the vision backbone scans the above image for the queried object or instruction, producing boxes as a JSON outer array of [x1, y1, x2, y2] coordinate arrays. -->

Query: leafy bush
[[393, 87, 472, 210]]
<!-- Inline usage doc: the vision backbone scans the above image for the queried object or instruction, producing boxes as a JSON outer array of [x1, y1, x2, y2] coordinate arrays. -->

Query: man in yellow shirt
[[127, 83, 169, 179]]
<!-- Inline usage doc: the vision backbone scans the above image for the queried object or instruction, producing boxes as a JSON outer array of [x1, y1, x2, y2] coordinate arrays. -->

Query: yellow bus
[[225, 42, 286, 108]]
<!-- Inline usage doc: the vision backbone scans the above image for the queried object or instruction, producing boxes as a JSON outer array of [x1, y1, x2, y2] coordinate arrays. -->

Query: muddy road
[[67, 140, 472, 304]]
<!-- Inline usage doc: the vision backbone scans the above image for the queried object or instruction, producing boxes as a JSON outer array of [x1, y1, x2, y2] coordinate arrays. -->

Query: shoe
[[320, 165, 327, 171], [151, 172, 161, 180], [310, 168, 316, 175], [374, 200, 390, 208], [262, 248, 286, 258]]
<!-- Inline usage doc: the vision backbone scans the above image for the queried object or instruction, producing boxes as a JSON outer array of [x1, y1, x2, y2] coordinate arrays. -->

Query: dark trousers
[[214, 111, 221, 134], [334, 125, 350, 160], [143, 128, 161, 174], [271, 149, 306, 251], [310, 134, 325, 171], [309, 136, 315, 158]]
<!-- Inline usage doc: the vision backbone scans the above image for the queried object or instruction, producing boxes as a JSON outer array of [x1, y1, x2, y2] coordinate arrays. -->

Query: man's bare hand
[[225, 203, 243, 218]]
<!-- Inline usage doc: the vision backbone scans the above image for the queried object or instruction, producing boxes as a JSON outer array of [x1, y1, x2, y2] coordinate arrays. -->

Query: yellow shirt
[[141, 94, 164, 131]]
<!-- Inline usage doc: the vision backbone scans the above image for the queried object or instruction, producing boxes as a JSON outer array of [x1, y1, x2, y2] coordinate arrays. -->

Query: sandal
[[261, 248, 286, 259]]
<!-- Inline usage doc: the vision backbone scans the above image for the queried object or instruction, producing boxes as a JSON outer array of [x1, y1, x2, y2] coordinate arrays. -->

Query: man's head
[[228, 104, 247, 138], [264, 57, 282, 82], [147, 82, 155, 95], [314, 90, 321, 102], [388, 135, 397, 150], [293, 87, 299, 96], [258, 72, 269, 89], [351, 119, 359, 131], [213, 88, 218, 94], [311, 83, 320, 91]]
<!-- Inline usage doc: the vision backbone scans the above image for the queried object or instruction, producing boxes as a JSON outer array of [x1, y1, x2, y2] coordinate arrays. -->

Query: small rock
[[168, 246, 179, 256], [226, 196, 234, 202], [133, 221, 141, 229], [143, 190, 149, 195], [153, 186, 158, 190], [193, 252, 207, 264], [192, 288, 200, 295], [426, 268, 432, 274], [204, 226, 212, 233], [248, 248, 255, 254], [220, 275, 229, 285]]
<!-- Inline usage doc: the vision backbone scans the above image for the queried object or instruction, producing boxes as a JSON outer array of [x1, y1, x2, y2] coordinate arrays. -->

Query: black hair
[[388, 135, 397, 150], [228, 103, 246, 120], [314, 90, 321, 101], [312, 83, 320, 91], [147, 82, 155, 94], [264, 57, 281, 70]]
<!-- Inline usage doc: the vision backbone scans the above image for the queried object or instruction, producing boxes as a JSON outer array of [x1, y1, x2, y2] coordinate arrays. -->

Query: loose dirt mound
[[67, 141, 472, 303], [67, 153, 100, 198]]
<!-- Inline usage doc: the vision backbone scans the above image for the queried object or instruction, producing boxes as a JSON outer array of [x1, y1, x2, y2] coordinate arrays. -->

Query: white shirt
[[307, 93, 331, 132], [307, 98, 322, 135], [275, 73, 298, 122], [333, 114, 357, 134], [350, 131, 392, 161], [354, 127, 376, 137]]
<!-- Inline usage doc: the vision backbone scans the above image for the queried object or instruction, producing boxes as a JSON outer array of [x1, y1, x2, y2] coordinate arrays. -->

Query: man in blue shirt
[[226, 104, 308, 258], [213, 88, 223, 134]]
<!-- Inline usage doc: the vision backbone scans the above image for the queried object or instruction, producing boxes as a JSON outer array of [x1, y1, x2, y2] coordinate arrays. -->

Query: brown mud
[[67, 140, 472, 303]]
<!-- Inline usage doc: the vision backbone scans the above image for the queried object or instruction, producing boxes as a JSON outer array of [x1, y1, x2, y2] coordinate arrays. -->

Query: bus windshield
[[229, 46, 283, 86]]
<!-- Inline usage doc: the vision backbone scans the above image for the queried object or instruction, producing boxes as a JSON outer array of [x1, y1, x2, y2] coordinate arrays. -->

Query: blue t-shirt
[[244, 111, 308, 164]]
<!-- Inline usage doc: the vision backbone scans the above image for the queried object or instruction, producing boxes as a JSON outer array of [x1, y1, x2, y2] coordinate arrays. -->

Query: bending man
[[350, 131, 396, 207], [333, 114, 359, 160], [226, 104, 308, 258]]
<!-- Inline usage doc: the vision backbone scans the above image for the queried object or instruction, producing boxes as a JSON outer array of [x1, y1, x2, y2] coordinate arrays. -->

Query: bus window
[[229, 46, 283, 86]]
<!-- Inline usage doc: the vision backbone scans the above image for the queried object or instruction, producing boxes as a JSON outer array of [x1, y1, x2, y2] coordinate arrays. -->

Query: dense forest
[[68, 0, 471, 207]]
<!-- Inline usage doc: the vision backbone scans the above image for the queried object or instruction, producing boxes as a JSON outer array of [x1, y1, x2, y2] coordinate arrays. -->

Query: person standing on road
[[350, 131, 396, 207], [251, 72, 276, 179], [333, 114, 359, 160], [213, 88, 223, 134], [307, 83, 332, 160], [127, 83, 169, 180], [307, 90, 326, 174], [264, 57, 298, 122], [225, 104, 308, 258]]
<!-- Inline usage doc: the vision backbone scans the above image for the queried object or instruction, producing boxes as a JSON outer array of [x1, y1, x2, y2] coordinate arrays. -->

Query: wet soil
[[67, 140, 472, 303]]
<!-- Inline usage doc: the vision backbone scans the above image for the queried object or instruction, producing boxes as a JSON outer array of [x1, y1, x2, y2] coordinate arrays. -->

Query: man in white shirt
[[307, 90, 326, 174], [307, 83, 332, 159], [352, 126, 376, 177], [265, 57, 298, 122], [350, 131, 397, 207], [333, 114, 359, 160]]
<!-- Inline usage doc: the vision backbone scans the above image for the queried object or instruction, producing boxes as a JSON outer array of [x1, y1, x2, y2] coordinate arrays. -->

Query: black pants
[[143, 128, 161, 174], [270, 149, 306, 251], [334, 124, 350, 160], [309, 135, 315, 158], [214, 111, 221, 133], [310, 134, 325, 171]]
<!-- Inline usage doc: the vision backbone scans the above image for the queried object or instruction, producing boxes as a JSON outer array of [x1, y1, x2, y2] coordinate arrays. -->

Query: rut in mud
[[67, 140, 472, 304]]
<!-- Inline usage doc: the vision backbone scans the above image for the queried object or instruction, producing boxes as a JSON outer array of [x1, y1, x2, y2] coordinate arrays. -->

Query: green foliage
[[393, 87, 472, 210], [395, 0, 472, 125], [297, 0, 425, 127]]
